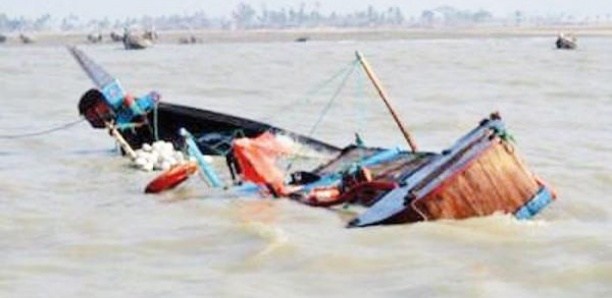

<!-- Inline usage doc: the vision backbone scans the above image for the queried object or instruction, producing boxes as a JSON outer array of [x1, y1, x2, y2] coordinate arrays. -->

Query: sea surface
[[1, 36, 611, 297]]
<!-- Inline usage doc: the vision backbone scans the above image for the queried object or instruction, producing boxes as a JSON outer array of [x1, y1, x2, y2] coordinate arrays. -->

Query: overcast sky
[[1, 0, 609, 19]]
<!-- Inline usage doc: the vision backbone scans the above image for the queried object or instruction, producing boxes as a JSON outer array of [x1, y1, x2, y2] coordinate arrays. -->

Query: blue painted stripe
[[514, 186, 554, 220]]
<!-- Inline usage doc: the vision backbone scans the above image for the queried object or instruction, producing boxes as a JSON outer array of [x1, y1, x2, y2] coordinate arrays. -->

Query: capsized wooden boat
[[70, 46, 556, 227]]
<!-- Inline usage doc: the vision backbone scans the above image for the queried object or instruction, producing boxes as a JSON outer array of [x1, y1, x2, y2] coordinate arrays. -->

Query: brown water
[[1, 37, 611, 297]]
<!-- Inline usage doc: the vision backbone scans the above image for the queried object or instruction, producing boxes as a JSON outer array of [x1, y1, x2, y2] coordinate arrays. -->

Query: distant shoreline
[[2, 25, 612, 46]]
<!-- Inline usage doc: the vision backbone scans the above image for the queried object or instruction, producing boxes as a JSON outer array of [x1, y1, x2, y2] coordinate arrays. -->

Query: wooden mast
[[355, 51, 418, 152]]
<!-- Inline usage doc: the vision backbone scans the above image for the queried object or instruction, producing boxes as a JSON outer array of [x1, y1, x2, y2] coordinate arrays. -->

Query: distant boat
[[122, 28, 157, 50], [87, 32, 103, 44], [178, 35, 200, 44], [19, 33, 35, 44], [295, 36, 310, 42], [556, 33, 577, 50], [109, 31, 123, 42], [123, 34, 153, 50]]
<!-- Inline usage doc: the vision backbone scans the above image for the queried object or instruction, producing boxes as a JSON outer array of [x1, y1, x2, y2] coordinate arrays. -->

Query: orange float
[[145, 162, 198, 194], [303, 181, 397, 207], [304, 187, 342, 206]]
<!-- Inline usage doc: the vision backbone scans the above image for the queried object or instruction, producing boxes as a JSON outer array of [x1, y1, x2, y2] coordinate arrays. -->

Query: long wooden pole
[[106, 122, 137, 160], [355, 51, 418, 152]]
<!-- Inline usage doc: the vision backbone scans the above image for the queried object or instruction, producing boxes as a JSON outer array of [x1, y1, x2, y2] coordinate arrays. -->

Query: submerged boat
[[70, 47, 556, 227]]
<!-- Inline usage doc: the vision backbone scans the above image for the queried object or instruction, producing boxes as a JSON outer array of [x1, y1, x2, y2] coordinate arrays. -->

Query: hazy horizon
[[2, 0, 611, 20]]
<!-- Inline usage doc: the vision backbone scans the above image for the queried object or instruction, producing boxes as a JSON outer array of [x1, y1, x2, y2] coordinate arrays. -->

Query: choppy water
[[1, 36, 611, 297]]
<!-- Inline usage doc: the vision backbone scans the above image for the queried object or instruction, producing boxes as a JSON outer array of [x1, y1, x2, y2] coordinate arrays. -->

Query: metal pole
[[355, 51, 418, 152]]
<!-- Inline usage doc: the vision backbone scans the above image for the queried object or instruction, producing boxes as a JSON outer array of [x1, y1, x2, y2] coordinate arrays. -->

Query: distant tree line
[[231, 3, 405, 29], [420, 6, 493, 26], [1, 4, 609, 33], [0, 4, 406, 32]]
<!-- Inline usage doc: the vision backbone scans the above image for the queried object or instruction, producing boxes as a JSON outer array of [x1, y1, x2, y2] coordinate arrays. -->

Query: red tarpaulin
[[232, 132, 295, 196]]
